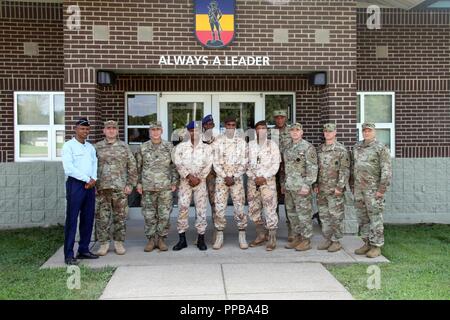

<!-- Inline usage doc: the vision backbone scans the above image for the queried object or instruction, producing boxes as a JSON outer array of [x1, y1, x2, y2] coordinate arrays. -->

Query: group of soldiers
[[93, 110, 392, 259]]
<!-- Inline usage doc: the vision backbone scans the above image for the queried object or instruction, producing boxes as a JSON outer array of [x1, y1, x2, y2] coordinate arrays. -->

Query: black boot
[[173, 232, 187, 251], [197, 234, 207, 251]]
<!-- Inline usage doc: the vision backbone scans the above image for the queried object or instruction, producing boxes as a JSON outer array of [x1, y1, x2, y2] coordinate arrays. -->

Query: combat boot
[[213, 230, 224, 250], [317, 239, 332, 250], [327, 241, 342, 253], [173, 232, 187, 251], [285, 235, 302, 249], [144, 237, 156, 252], [287, 224, 294, 243], [295, 238, 312, 251], [354, 239, 371, 255], [266, 230, 277, 251], [250, 224, 267, 247], [96, 242, 109, 256], [158, 236, 168, 252], [114, 241, 126, 255], [366, 246, 381, 258], [239, 230, 248, 250], [197, 234, 207, 251]]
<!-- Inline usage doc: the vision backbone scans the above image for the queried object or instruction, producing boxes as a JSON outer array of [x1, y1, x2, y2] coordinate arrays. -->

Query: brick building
[[0, 0, 449, 229]]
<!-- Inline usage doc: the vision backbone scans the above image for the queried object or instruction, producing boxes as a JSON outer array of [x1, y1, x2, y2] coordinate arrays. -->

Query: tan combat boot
[[327, 241, 342, 253], [295, 238, 312, 251], [285, 235, 302, 249], [249, 225, 267, 247], [266, 230, 277, 251], [317, 239, 332, 250], [213, 231, 224, 250], [287, 224, 294, 243], [239, 230, 248, 250], [144, 237, 156, 252], [366, 246, 381, 258], [354, 239, 371, 255], [158, 236, 168, 251], [96, 242, 109, 256], [114, 241, 126, 255]]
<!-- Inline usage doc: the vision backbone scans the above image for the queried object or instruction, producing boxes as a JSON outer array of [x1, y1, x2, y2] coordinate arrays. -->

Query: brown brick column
[[64, 68, 102, 142]]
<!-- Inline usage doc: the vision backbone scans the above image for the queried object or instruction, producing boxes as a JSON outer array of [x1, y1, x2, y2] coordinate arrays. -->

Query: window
[[14, 92, 65, 161], [357, 92, 395, 157], [126, 94, 158, 144], [264, 94, 295, 127]]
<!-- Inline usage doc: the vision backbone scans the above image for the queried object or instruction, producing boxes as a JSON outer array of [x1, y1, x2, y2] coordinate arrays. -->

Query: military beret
[[254, 120, 268, 129], [289, 122, 303, 130], [273, 110, 288, 117], [202, 114, 214, 125], [149, 121, 162, 129], [362, 122, 376, 130], [104, 120, 118, 128], [323, 123, 336, 132], [76, 117, 90, 127], [186, 120, 200, 130]]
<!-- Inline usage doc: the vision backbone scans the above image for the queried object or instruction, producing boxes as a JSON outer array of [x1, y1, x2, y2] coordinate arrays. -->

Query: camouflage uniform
[[351, 137, 392, 247], [203, 133, 217, 223], [172, 140, 213, 235], [270, 123, 292, 229], [213, 133, 248, 231], [136, 139, 179, 240], [95, 139, 138, 243], [247, 138, 281, 231], [283, 133, 318, 241], [316, 140, 350, 242]]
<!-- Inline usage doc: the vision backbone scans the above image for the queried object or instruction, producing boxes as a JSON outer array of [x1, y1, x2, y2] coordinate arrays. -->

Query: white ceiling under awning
[[357, 0, 427, 9]]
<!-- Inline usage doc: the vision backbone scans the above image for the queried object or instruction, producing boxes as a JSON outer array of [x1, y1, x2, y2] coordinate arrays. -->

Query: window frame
[[14, 91, 65, 162], [125, 92, 160, 145], [357, 91, 395, 157]]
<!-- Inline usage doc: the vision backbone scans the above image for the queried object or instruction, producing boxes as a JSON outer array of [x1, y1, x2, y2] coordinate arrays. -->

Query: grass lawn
[[327, 224, 450, 300], [0, 226, 114, 300]]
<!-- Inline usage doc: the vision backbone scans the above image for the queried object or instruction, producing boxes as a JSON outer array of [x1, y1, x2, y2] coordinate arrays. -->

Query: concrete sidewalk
[[99, 263, 353, 300], [41, 207, 388, 300]]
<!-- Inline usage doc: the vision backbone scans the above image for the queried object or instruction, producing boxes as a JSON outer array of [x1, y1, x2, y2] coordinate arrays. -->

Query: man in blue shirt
[[61, 118, 99, 265]]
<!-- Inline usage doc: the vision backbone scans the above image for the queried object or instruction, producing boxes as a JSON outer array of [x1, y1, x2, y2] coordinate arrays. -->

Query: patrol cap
[[362, 122, 376, 130], [149, 121, 163, 129], [76, 117, 90, 127], [254, 120, 268, 129], [186, 120, 200, 130], [273, 110, 287, 117], [202, 114, 214, 126], [323, 123, 336, 132], [104, 120, 118, 128], [289, 122, 303, 130]]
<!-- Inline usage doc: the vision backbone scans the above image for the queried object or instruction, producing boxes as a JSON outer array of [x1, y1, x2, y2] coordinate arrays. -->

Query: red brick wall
[[0, 1, 63, 162], [357, 9, 450, 157]]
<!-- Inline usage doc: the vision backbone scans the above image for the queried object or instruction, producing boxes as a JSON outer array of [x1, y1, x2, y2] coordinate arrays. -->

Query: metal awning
[[357, 0, 449, 10]]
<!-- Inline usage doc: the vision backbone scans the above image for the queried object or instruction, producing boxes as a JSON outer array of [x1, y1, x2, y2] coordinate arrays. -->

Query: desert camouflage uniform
[[316, 141, 350, 242], [351, 139, 392, 247], [172, 140, 213, 235], [95, 139, 138, 242], [136, 140, 179, 239], [203, 133, 217, 223], [213, 133, 248, 231], [283, 139, 318, 240], [247, 139, 281, 231]]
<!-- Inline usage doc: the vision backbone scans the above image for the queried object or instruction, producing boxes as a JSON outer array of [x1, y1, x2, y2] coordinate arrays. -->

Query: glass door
[[160, 94, 211, 142]]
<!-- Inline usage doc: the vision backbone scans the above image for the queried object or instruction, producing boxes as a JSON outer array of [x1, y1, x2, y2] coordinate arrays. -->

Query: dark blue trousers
[[64, 177, 96, 259]]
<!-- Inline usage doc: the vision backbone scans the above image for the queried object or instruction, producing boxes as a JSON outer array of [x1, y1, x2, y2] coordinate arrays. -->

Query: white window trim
[[14, 91, 65, 162], [357, 92, 395, 157], [125, 92, 159, 145]]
